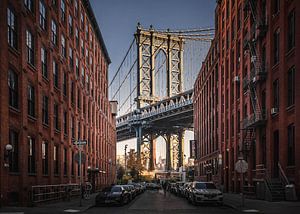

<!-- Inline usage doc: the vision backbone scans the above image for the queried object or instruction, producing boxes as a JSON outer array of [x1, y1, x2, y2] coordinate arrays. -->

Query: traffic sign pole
[[79, 145, 82, 207]]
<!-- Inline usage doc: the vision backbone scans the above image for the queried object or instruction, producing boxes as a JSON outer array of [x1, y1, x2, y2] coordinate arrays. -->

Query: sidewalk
[[224, 193, 300, 214], [0, 193, 97, 214]]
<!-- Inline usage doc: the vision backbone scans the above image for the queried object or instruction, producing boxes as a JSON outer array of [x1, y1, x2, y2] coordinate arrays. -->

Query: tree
[[126, 149, 145, 180], [116, 165, 125, 180]]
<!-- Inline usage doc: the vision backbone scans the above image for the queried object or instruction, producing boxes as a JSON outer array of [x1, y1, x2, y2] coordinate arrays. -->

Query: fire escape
[[242, 0, 267, 153]]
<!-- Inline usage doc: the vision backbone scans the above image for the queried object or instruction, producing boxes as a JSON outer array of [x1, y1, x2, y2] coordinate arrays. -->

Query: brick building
[[0, 0, 116, 205], [194, 0, 300, 199], [194, 39, 220, 184]]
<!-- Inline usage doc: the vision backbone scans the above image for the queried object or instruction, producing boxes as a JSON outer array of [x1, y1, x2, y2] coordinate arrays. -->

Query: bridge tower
[[134, 24, 185, 171]]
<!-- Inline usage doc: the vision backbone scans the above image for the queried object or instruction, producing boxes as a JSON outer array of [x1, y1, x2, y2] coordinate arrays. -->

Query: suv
[[187, 182, 223, 205]]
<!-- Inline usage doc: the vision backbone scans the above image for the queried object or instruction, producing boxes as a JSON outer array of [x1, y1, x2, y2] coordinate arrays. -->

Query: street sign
[[75, 153, 86, 163], [235, 159, 248, 173], [73, 140, 88, 145]]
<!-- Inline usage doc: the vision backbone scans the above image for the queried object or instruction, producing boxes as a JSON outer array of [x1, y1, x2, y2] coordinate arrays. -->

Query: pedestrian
[[162, 181, 167, 197]]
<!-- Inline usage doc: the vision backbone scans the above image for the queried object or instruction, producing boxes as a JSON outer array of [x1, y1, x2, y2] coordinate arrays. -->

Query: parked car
[[187, 182, 223, 205], [169, 183, 177, 194], [146, 182, 161, 190], [95, 185, 130, 206], [175, 182, 185, 196], [182, 182, 192, 198], [122, 185, 136, 199], [132, 183, 144, 194]]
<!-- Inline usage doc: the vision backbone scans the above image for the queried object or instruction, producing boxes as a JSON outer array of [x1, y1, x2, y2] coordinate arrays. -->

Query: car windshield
[[111, 186, 122, 192], [102, 187, 112, 192], [195, 183, 217, 189], [205, 183, 217, 189]]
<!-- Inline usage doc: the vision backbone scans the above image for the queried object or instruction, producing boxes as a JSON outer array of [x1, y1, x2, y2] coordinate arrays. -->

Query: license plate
[[105, 200, 113, 203]]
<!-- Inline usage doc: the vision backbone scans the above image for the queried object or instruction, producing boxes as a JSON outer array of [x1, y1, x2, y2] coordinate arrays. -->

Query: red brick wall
[[194, 0, 300, 195], [0, 0, 116, 205]]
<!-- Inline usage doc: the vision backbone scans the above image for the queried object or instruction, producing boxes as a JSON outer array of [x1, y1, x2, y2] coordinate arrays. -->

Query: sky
[[89, 0, 216, 161]]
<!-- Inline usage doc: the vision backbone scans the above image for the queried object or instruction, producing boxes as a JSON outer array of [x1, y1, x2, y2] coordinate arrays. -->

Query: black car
[[95, 185, 131, 206]]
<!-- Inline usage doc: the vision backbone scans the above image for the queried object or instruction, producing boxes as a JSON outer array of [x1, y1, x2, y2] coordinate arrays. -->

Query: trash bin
[[256, 181, 265, 200], [285, 184, 298, 201]]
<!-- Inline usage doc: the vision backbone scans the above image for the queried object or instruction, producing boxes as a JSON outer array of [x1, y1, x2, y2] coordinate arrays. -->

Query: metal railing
[[278, 162, 289, 186], [31, 183, 80, 204]]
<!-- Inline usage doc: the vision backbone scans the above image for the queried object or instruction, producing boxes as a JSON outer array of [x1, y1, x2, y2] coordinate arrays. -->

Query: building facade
[[0, 0, 116, 205], [194, 0, 300, 198], [194, 39, 220, 185]]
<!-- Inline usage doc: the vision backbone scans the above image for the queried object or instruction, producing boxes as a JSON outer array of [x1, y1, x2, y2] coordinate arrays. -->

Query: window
[[41, 47, 48, 78], [80, 13, 84, 29], [39, 1, 46, 30], [74, 0, 78, 15], [53, 145, 59, 174], [81, 39, 84, 55], [63, 72, 67, 96], [7, 8, 17, 49], [63, 148, 67, 175], [85, 25, 89, 39], [77, 121, 81, 139], [42, 95, 49, 124], [8, 69, 18, 108], [28, 84, 35, 117], [28, 137, 36, 173], [54, 103, 59, 130], [287, 10, 295, 51], [75, 57, 79, 77], [69, 47, 73, 69], [68, 14, 73, 35], [71, 81, 75, 103], [26, 30, 34, 65], [53, 60, 59, 88], [42, 141, 48, 175], [75, 28, 79, 47], [71, 151, 74, 175], [77, 88, 81, 109], [51, 20, 57, 45], [61, 0, 65, 22], [24, 0, 34, 12], [81, 67, 85, 84], [273, 28, 280, 65], [61, 35, 66, 58], [8, 129, 19, 172], [71, 116, 75, 138], [63, 111, 68, 135], [273, 0, 280, 15], [287, 67, 295, 107], [287, 124, 295, 166], [273, 79, 279, 109]]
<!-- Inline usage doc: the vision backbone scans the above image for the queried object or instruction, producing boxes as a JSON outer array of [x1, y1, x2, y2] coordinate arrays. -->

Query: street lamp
[[108, 158, 112, 185], [124, 144, 128, 174], [4, 143, 13, 168]]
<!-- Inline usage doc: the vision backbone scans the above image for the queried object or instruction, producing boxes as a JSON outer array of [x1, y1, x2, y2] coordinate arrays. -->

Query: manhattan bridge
[[109, 23, 213, 172]]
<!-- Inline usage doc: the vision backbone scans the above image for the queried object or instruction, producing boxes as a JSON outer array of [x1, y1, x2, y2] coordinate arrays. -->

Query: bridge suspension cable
[[110, 25, 213, 116]]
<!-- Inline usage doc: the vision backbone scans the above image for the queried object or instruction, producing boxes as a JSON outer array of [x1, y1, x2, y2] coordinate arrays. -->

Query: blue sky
[[90, 0, 216, 79], [89, 0, 216, 160]]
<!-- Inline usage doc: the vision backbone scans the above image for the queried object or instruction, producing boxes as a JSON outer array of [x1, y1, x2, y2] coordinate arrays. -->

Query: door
[[273, 130, 279, 178]]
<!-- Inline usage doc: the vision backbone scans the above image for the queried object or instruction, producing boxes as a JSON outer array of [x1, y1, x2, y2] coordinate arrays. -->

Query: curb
[[224, 201, 239, 210], [80, 204, 95, 212], [224, 201, 264, 213]]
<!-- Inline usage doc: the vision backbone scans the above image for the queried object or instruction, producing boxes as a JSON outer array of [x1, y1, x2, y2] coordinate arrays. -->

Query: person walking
[[162, 181, 167, 197]]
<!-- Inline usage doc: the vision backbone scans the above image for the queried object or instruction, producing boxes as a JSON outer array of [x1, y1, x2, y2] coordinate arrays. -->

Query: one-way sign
[[73, 140, 88, 145]]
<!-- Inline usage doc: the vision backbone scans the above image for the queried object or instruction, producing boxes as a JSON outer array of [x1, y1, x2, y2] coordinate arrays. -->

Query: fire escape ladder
[[243, 128, 255, 152]]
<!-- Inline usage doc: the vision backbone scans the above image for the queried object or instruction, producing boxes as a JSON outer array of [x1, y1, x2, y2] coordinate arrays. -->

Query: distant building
[[194, 0, 300, 198], [0, 0, 116, 205]]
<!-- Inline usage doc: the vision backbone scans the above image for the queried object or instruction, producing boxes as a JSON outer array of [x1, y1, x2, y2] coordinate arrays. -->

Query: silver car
[[187, 182, 223, 205]]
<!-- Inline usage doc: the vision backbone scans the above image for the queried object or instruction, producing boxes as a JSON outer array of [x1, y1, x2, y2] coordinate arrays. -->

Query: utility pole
[[124, 144, 128, 175], [73, 140, 87, 207]]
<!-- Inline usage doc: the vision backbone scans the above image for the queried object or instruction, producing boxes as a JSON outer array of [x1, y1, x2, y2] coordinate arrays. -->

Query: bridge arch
[[154, 49, 168, 99]]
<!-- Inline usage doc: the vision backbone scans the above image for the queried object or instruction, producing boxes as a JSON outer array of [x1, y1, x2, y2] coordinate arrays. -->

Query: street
[[85, 190, 239, 214]]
